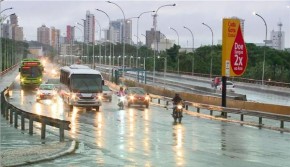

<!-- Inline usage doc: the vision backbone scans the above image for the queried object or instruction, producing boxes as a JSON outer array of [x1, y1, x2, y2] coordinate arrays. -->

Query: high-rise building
[[1, 20, 12, 39], [51, 27, 60, 49], [84, 10, 95, 43], [110, 20, 122, 43], [270, 22, 285, 50], [146, 28, 161, 49], [9, 14, 23, 41], [66, 25, 75, 44], [37, 25, 50, 45], [124, 19, 132, 44], [10, 14, 18, 25], [13, 26, 23, 41], [108, 19, 132, 44]]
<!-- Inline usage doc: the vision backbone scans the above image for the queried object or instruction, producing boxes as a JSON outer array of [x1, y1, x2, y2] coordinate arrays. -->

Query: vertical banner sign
[[222, 19, 248, 77]]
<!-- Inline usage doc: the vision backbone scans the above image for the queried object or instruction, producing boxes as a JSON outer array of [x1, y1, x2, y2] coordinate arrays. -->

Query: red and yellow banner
[[222, 19, 248, 77]]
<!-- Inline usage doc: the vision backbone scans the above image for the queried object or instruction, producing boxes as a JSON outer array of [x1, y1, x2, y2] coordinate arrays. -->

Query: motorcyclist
[[117, 86, 126, 97], [172, 93, 182, 105], [172, 93, 183, 114]]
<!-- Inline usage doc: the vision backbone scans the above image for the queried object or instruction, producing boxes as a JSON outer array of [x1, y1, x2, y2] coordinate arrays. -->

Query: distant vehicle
[[36, 84, 57, 102], [211, 77, 221, 88], [19, 58, 44, 87], [59, 64, 104, 111], [46, 78, 60, 90], [216, 81, 235, 92], [102, 85, 112, 102], [125, 87, 150, 108]]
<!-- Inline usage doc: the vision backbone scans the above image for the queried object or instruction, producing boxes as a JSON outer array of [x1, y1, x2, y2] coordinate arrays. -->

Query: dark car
[[125, 87, 150, 108]]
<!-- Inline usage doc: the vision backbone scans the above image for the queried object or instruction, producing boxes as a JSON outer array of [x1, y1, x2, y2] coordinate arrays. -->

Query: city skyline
[[2, 0, 290, 48]]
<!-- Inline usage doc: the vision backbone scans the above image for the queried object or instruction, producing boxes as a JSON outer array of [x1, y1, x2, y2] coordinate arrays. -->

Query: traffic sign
[[222, 19, 248, 77]]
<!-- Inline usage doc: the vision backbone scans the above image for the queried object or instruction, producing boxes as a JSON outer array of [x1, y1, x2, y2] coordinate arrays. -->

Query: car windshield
[[71, 74, 102, 93], [127, 87, 146, 95], [39, 84, 54, 90], [102, 85, 110, 91]]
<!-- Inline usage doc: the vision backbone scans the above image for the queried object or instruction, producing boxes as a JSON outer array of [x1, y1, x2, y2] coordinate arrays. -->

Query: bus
[[19, 58, 44, 87], [59, 64, 104, 111]]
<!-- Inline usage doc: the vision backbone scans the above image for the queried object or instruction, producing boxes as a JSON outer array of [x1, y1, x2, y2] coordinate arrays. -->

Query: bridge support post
[[29, 119, 33, 135], [21, 113, 25, 130], [41, 121, 46, 139], [210, 110, 213, 115], [197, 108, 200, 113], [241, 114, 244, 121], [9, 109, 12, 123], [259, 117, 263, 125], [158, 99, 160, 104], [280, 121, 284, 129], [59, 123, 65, 142], [14, 111, 18, 128]]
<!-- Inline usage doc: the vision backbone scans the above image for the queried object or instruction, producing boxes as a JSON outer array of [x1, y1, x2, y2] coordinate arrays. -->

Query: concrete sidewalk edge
[[4, 140, 77, 167]]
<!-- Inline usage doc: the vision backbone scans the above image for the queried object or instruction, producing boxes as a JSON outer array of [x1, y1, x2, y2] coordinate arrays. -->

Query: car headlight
[[21, 79, 24, 83], [177, 104, 183, 109], [39, 78, 42, 82], [130, 95, 134, 100]]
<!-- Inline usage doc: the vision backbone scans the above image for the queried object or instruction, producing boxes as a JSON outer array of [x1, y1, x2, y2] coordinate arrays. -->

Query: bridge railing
[[1, 88, 71, 142], [150, 94, 290, 130]]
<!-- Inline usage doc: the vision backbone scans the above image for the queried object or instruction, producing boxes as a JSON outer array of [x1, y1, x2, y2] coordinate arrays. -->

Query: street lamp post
[[169, 26, 180, 75], [153, 3, 176, 83], [183, 26, 195, 75], [107, 1, 126, 79], [158, 56, 167, 88], [202, 22, 213, 79], [134, 10, 154, 68], [96, 9, 112, 68], [76, 22, 85, 63], [254, 12, 267, 86]]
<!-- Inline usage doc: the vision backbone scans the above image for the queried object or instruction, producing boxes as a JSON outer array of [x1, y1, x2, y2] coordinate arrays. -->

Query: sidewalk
[[0, 67, 76, 167]]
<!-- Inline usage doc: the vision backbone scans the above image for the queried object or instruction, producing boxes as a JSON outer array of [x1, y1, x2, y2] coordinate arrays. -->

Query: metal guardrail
[[1, 88, 71, 142], [150, 94, 290, 130]]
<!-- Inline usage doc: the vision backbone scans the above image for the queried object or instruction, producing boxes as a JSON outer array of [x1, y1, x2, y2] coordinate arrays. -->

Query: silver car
[[102, 85, 113, 102]]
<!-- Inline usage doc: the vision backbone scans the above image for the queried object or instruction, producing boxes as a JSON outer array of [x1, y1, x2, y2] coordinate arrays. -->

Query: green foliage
[[87, 41, 290, 83]]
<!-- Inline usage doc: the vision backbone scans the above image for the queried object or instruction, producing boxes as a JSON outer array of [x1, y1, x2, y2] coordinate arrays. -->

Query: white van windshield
[[70, 74, 102, 93]]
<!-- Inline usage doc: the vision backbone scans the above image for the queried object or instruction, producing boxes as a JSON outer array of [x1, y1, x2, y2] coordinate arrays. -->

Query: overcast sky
[[2, 0, 290, 48]]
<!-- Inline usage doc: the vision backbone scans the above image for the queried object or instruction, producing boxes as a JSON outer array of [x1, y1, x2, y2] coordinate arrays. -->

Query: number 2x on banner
[[222, 19, 248, 77]]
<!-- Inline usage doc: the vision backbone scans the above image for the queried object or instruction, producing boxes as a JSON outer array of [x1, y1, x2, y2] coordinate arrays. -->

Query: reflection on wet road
[[8, 67, 290, 167]]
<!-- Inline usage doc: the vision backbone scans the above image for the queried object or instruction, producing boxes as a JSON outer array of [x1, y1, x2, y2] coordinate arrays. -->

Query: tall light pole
[[158, 56, 167, 88], [153, 3, 176, 83], [183, 26, 195, 75], [107, 1, 126, 79], [95, 20, 102, 66], [0, 7, 13, 73], [253, 12, 267, 86], [76, 22, 85, 63], [96, 9, 112, 68], [202, 22, 213, 78], [134, 10, 155, 68], [81, 19, 89, 64], [169, 26, 180, 75]]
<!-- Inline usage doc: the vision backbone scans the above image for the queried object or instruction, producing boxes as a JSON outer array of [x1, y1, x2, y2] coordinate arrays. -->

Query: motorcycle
[[118, 95, 125, 110], [172, 103, 183, 123]]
